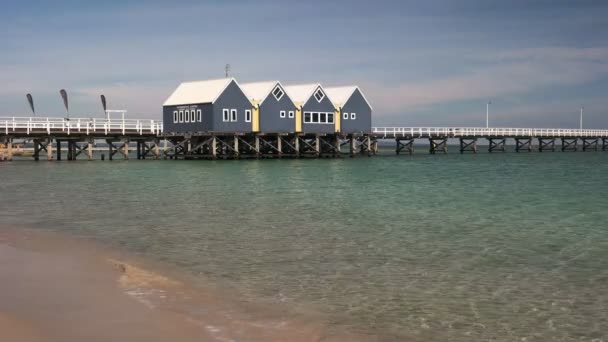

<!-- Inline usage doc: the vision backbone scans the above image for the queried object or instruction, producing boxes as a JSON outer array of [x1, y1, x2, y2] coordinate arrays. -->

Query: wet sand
[[0, 227, 378, 342]]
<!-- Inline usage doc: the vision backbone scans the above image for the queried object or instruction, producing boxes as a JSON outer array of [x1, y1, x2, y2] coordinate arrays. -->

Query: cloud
[[364, 47, 608, 114]]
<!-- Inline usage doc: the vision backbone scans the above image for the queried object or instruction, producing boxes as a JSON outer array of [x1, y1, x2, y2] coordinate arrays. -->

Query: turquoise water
[[1, 150, 607, 341]]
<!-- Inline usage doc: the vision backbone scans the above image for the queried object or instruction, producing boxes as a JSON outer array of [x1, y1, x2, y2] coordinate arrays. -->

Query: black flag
[[60, 89, 69, 117], [26, 94, 35, 116], [101, 94, 107, 112]]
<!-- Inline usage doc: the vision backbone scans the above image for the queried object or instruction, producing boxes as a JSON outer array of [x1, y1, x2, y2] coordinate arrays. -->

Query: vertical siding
[[163, 103, 213, 133], [301, 89, 337, 134], [340, 89, 372, 134], [259, 85, 297, 133], [212, 80, 253, 133]]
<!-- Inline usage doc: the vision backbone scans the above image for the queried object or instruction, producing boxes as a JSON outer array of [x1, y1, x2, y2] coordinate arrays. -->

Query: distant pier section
[[373, 127, 608, 154]]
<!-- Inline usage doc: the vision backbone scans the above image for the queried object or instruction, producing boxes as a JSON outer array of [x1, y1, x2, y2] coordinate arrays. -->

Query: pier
[[3, 117, 608, 161], [373, 127, 608, 154]]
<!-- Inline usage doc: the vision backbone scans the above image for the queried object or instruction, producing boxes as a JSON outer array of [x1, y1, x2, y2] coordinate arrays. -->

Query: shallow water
[[1, 149, 607, 341]]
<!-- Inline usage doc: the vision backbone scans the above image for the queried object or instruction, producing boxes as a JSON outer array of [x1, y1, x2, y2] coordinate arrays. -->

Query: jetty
[[2, 116, 608, 161]]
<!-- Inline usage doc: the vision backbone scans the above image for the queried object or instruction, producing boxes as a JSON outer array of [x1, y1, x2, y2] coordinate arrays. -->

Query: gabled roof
[[240, 81, 295, 106], [163, 78, 236, 106], [325, 86, 373, 110], [284, 83, 324, 104]]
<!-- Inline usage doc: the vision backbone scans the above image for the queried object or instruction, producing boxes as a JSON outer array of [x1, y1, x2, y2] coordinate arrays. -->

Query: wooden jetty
[[372, 127, 608, 154]]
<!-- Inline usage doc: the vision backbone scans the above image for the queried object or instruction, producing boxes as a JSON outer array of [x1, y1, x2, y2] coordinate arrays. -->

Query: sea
[[1, 147, 607, 341]]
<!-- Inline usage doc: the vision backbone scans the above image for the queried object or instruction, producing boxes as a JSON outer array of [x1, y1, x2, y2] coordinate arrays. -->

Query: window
[[230, 109, 237, 122], [314, 88, 325, 102], [304, 112, 311, 123], [272, 86, 284, 101], [223, 109, 229, 122], [179, 110, 184, 123], [288, 111, 294, 118], [197, 109, 202, 122], [280, 110, 286, 118], [312, 112, 319, 123], [245, 109, 251, 122], [343, 112, 348, 120], [327, 113, 334, 124], [320, 112, 327, 123], [185, 110, 190, 123], [351, 112, 356, 120], [191, 110, 196, 122], [173, 111, 178, 123]]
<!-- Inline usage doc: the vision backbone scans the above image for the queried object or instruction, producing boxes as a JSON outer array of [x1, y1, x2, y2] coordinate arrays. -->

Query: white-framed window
[[173, 111, 178, 123], [191, 110, 196, 122], [185, 110, 190, 123], [222, 109, 229, 122], [179, 110, 184, 123], [343, 112, 348, 120], [272, 85, 284, 101], [288, 111, 294, 118], [230, 109, 237, 122], [197, 109, 202, 122], [280, 110, 286, 118], [245, 109, 251, 122], [304, 112, 311, 123], [314, 88, 325, 102], [320, 112, 327, 123], [312, 112, 319, 123], [351, 112, 356, 120], [327, 113, 334, 124]]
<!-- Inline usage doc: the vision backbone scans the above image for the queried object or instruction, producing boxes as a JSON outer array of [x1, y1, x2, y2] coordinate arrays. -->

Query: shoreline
[[0, 226, 380, 342]]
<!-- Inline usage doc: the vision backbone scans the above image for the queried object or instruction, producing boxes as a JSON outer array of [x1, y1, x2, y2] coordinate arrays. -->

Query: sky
[[1, 0, 607, 128]]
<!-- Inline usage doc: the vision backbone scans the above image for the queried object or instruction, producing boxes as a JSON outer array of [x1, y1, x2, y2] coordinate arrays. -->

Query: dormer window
[[314, 88, 325, 102], [272, 85, 284, 101]]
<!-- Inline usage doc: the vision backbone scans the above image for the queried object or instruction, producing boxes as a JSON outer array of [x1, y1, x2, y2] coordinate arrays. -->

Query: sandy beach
[[0, 227, 377, 342]]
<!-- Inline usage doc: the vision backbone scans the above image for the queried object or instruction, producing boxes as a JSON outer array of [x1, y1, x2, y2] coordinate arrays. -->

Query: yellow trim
[[334, 109, 341, 133], [295, 107, 302, 133], [252, 106, 260, 132]]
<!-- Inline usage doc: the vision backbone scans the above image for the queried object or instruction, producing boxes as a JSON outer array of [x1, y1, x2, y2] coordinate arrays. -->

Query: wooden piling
[[87, 141, 93, 161], [56, 140, 61, 160], [47, 139, 53, 161]]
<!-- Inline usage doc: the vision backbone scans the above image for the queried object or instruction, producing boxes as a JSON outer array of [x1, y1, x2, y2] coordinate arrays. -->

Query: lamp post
[[580, 106, 584, 130], [486, 101, 491, 129]]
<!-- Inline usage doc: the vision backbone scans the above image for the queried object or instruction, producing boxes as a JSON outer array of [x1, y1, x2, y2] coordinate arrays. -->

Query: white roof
[[325, 86, 373, 110], [163, 78, 235, 106], [240, 81, 294, 106], [284, 83, 323, 104]]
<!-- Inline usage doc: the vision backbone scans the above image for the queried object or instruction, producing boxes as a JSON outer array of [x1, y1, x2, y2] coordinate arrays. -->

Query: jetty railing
[[0, 117, 163, 136], [372, 127, 608, 138]]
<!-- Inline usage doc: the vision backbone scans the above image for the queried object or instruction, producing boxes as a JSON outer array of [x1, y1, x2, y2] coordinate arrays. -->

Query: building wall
[[301, 89, 336, 134], [211, 80, 253, 133], [340, 88, 372, 134], [259, 87, 297, 133], [163, 103, 212, 133]]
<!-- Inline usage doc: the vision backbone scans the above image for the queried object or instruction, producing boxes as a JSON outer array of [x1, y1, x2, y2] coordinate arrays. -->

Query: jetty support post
[[33, 139, 41, 161], [459, 138, 477, 154], [294, 135, 300, 158], [46, 138, 53, 161], [396, 138, 414, 155], [538, 138, 555, 152], [234, 135, 240, 159], [561, 138, 578, 152], [515, 138, 532, 152], [211, 136, 217, 159], [276, 135, 282, 158], [315, 135, 320, 157], [582, 138, 598, 152], [153, 139, 159, 160], [429, 137, 447, 154], [255, 135, 261, 158], [349, 135, 356, 156], [603, 138, 608, 152], [56, 140, 61, 161], [87, 139, 93, 161], [488, 138, 506, 153], [122, 139, 129, 160]]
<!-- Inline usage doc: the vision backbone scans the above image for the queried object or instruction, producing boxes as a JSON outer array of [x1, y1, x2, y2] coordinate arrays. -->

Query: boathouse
[[284, 84, 336, 134], [162, 78, 252, 133], [240, 81, 297, 133], [325, 86, 372, 134]]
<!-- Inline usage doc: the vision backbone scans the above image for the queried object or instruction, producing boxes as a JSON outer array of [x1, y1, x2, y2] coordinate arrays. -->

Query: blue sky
[[1, 0, 607, 128]]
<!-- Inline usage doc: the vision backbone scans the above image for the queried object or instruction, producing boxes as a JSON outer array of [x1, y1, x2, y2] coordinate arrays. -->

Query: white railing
[[0, 116, 163, 136], [372, 127, 608, 138]]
